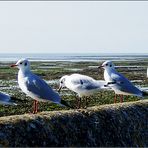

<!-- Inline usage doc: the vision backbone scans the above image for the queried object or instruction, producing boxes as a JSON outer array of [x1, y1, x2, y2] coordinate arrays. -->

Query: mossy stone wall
[[0, 100, 147, 147]]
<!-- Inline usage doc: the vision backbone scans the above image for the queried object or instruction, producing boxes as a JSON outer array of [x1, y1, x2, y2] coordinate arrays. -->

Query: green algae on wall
[[0, 100, 147, 147]]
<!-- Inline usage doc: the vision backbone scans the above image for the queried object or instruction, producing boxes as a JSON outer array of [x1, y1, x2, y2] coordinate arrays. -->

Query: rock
[[0, 100, 147, 147]]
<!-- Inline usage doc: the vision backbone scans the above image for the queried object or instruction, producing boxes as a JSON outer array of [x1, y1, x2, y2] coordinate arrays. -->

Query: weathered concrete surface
[[0, 100, 147, 147]]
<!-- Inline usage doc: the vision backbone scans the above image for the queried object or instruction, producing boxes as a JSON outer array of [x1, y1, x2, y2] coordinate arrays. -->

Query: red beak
[[10, 64, 17, 68]]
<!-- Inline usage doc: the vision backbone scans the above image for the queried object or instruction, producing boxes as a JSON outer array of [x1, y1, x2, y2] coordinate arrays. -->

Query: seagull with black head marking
[[11, 58, 71, 113], [99, 60, 148, 103], [59, 73, 107, 108]]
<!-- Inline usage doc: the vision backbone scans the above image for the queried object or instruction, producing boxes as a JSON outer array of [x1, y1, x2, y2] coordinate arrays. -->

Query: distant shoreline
[[0, 53, 147, 62], [0, 52, 148, 55]]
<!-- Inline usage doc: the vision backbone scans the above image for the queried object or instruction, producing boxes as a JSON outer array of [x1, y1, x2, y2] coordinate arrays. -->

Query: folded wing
[[26, 73, 61, 103]]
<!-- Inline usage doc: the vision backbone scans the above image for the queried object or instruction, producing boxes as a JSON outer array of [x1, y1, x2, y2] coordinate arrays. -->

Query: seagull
[[11, 58, 71, 113], [0, 92, 17, 105], [98, 60, 148, 103], [58, 73, 107, 108]]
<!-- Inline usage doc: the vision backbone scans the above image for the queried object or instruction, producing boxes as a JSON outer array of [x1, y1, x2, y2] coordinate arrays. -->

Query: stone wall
[[0, 100, 147, 147]]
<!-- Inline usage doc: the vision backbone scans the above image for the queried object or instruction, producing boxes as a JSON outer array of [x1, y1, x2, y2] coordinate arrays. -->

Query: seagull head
[[58, 75, 68, 93], [98, 60, 115, 70], [11, 58, 30, 72]]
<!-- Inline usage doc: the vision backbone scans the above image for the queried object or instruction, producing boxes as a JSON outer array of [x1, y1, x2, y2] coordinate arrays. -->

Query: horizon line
[[0, 52, 148, 54]]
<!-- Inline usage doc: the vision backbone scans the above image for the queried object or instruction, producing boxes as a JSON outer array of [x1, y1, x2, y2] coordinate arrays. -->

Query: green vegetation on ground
[[0, 59, 147, 117]]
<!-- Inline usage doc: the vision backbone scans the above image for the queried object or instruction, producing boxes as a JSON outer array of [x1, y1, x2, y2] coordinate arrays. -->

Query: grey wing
[[0, 92, 10, 102], [72, 78, 99, 90], [26, 74, 61, 102], [111, 72, 141, 94]]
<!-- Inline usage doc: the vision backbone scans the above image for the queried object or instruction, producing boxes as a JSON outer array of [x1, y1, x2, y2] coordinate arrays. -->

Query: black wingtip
[[142, 91, 148, 97], [10, 96, 21, 101], [61, 99, 74, 109]]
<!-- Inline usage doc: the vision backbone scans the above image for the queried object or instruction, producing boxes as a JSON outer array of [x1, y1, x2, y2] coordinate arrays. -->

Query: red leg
[[33, 100, 36, 114], [114, 94, 117, 103], [120, 95, 123, 103], [33, 100, 38, 114], [85, 97, 87, 107], [78, 97, 81, 109], [76, 97, 81, 109], [35, 100, 38, 113], [76, 98, 78, 109]]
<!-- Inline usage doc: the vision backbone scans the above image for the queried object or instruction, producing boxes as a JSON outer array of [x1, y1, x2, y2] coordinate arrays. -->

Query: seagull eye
[[25, 63, 27, 66], [61, 78, 65, 84], [110, 65, 112, 67]]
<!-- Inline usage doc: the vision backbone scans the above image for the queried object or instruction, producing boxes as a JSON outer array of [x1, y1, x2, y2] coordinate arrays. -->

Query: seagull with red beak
[[98, 60, 147, 103], [11, 58, 71, 113]]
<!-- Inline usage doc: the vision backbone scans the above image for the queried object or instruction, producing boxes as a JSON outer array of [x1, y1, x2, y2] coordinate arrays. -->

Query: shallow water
[[0, 53, 147, 62]]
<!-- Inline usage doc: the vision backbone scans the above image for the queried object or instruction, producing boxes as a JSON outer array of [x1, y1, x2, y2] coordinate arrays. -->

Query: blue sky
[[0, 1, 147, 53]]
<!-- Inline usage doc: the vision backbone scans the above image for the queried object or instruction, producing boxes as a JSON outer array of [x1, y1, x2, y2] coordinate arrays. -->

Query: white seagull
[[58, 73, 107, 108], [11, 58, 71, 113], [0, 92, 17, 105], [99, 60, 148, 103]]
